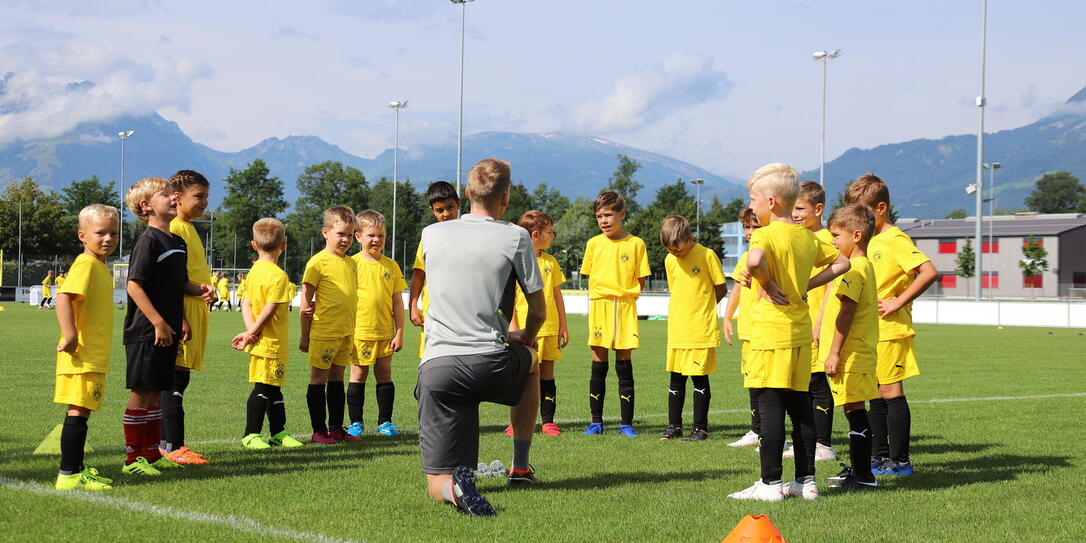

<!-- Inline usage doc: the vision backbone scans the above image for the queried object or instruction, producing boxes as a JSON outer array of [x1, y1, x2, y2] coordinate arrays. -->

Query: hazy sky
[[2, 0, 1084, 178]]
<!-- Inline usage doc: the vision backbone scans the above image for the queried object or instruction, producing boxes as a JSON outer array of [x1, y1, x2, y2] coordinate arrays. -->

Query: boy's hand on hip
[[57, 335, 78, 354], [878, 297, 900, 318]]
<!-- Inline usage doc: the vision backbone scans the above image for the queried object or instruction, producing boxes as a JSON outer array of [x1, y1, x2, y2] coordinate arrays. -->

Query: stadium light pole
[[117, 130, 135, 260], [972, 0, 988, 301], [17, 196, 22, 288], [983, 162, 1000, 296], [691, 178, 705, 242], [389, 100, 409, 263], [451, 0, 474, 197], [812, 49, 841, 186]]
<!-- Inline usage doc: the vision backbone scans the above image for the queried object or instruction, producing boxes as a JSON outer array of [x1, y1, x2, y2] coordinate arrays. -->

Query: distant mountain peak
[[1066, 86, 1086, 104]]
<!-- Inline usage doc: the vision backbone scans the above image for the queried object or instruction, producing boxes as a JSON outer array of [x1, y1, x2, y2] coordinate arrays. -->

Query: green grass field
[[1, 302, 1084, 542]]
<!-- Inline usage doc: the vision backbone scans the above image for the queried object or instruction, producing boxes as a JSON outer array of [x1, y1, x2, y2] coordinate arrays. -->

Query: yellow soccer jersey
[[55, 275, 65, 288], [514, 252, 566, 336], [55, 254, 113, 374], [807, 228, 834, 333], [413, 242, 430, 315], [237, 278, 247, 299], [748, 221, 838, 350], [217, 276, 230, 296], [869, 226, 930, 340], [580, 233, 651, 299], [42, 275, 53, 288], [245, 260, 293, 359], [353, 254, 408, 340], [170, 218, 213, 287], [665, 243, 725, 349], [302, 250, 358, 340], [818, 256, 878, 373], [730, 250, 761, 341]]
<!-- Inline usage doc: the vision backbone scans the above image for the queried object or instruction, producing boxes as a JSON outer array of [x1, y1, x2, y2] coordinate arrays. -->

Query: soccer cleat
[[508, 465, 542, 487], [311, 431, 337, 444], [55, 467, 113, 491], [451, 465, 496, 517], [541, 422, 561, 436], [728, 430, 760, 448], [82, 467, 114, 485], [815, 443, 837, 462], [376, 421, 401, 436], [660, 425, 684, 441], [871, 457, 891, 472], [151, 456, 184, 470], [242, 433, 271, 450], [330, 427, 362, 442], [682, 428, 709, 442], [583, 423, 604, 435], [826, 463, 853, 482], [504, 425, 514, 436], [830, 474, 879, 490], [347, 421, 365, 438], [121, 457, 162, 477], [876, 460, 914, 476], [782, 479, 820, 500], [617, 424, 639, 438], [163, 446, 209, 465], [728, 480, 785, 502], [269, 431, 304, 448], [489, 460, 507, 478]]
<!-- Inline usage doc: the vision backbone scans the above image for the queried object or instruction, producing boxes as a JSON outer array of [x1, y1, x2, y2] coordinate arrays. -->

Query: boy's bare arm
[[714, 283, 728, 304], [824, 295, 856, 376], [127, 279, 175, 346], [299, 283, 316, 352], [879, 261, 938, 318], [55, 292, 79, 354], [808, 253, 851, 291], [746, 249, 787, 305], [554, 285, 569, 348], [509, 289, 546, 347], [409, 271, 425, 326], [391, 289, 405, 352], [812, 284, 833, 347]]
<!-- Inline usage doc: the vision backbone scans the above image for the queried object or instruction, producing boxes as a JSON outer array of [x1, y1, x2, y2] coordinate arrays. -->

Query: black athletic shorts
[[125, 340, 179, 391], [415, 344, 533, 475]]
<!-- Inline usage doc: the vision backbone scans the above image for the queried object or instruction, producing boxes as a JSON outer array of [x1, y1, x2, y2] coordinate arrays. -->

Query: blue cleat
[[871, 457, 891, 474], [881, 461, 914, 476], [347, 421, 364, 438], [583, 423, 604, 435], [617, 424, 639, 438], [376, 421, 401, 436]]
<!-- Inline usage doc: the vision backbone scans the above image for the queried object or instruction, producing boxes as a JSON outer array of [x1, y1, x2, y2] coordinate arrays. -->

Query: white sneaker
[[728, 430, 759, 448], [815, 443, 837, 462], [728, 480, 785, 502], [783, 480, 820, 500]]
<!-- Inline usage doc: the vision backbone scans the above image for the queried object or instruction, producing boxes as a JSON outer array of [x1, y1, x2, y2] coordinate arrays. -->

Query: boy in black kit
[[121, 177, 213, 476]]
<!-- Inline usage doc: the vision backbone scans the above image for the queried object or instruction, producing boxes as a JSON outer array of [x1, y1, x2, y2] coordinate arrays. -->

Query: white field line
[[0, 476, 362, 543]]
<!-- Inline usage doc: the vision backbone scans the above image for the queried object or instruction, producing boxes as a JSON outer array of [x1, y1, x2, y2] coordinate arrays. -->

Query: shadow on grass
[[881, 453, 1073, 491], [485, 468, 738, 494]]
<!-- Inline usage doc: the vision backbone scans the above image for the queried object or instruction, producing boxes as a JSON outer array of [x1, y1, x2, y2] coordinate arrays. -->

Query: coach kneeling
[[416, 158, 547, 517]]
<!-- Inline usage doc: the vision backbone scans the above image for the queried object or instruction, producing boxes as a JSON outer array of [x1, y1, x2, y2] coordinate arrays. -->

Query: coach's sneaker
[[541, 422, 561, 436], [330, 427, 362, 443], [660, 425, 684, 441], [878, 460, 914, 476], [269, 431, 304, 448], [242, 433, 272, 450], [830, 474, 879, 490], [451, 465, 496, 517], [121, 457, 162, 477], [683, 428, 709, 442], [728, 480, 785, 502], [151, 456, 184, 470], [163, 446, 208, 465], [311, 431, 337, 444], [376, 421, 401, 436], [728, 430, 760, 448], [508, 465, 542, 487], [347, 421, 365, 438], [583, 423, 604, 435], [815, 443, 837, 462], [617, 424, 639, 438], [783, 479, 820, 500]]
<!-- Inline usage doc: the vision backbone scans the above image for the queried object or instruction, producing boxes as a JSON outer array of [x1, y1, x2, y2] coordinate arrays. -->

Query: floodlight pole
[[813, 49, 840, 186], [451, 0, 474, 196], [390, 100, 409, 262], [117, 130, 135, 259], [691, 178, 705, 242], [983, 162, 1000, 296], [973, 0, 988, 301], [17, 197, 22, 288]]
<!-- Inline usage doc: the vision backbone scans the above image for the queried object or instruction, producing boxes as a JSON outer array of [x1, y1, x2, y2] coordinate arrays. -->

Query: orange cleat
[[541, 423, 562, 436], [162, 446, 209, 465]]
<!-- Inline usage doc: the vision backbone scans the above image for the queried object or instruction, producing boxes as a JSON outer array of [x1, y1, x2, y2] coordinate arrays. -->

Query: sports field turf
[[1, 302, 1084, 542]]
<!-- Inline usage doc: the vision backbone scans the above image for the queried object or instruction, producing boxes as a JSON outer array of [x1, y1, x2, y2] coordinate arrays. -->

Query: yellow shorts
[[538, 335, 563, 361], [54, 372, 106, 411], [828, 371, 880, 406], [354, 338, 395, 366], [175, 296, 209, 371], [308, 336, 355, 370], [666, 348, 718, 376], [740, 340, 751, 376], [418, 331, 426, 359], [876, 337, 920, 385], [743, 345, 812, 391], [587, 297, 639, 350], [810, 342, 821, 373], [249, 355, 287, 387]]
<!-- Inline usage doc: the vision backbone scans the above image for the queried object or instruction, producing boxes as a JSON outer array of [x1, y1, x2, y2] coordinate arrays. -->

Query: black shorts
[[125, 340, 179, 391], [415, 344, 533, 475]]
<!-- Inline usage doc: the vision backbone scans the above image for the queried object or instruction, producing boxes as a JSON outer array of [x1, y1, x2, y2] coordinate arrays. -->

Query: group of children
[[37, 270, 65, 309], [48, 158, 934, 502]]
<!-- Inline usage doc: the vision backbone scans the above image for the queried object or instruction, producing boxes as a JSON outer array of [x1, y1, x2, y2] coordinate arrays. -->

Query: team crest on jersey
[[543, 264, 552, 275], [691, 265, 702, 276], [274, 363, 285, 379], [593, 326, 603, 340], [621, 253, 630, 263], [871, 250, 883, 262], [91, 383, 103, 402], [383, 270, 391, 280], [321, 349, 334, 365], [360, 342, 373, 360]]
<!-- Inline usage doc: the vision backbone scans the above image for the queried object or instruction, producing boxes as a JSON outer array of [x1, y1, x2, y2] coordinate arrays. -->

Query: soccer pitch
[[1, 303, 1083, 542]]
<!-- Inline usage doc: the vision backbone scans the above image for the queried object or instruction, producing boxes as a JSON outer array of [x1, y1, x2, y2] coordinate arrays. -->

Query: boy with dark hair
[[410, 181, 461, 360]]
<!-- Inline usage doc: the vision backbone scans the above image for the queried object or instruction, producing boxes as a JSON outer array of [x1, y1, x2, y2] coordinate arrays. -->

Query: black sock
[[245, 384, 267, 435], [59, 415, 88, 475], [784, 389, 817, 480], [376, 381, 395, 425], [886, 396, 911, 463], [757, 388, 785, 483], [346, 382, 365, 424], [589, 361, 608, 424], [809, 372, 834, 446], [161, 369, 190, 452], [846, 408, 874, 478], [266, 386, 286, 435], [227, 301, 233, 311], [540, 379, 557, 424], [667, 372, 686, 428], [691, 375, 711, 430], [869, 398, 889, 459], [749, 389, 762, 435], [326, 380, 345, 429], [616, 359, 634, 426], [306, 383, 327, 433]]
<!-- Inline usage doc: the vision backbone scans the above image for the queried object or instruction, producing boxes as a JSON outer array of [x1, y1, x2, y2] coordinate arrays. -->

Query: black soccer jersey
[[124, 226, 189, 344]]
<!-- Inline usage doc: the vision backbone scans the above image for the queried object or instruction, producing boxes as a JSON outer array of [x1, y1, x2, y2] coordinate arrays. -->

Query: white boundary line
[[0, 476, 362, 543]]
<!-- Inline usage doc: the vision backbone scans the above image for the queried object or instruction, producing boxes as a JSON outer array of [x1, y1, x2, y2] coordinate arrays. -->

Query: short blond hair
[[126, 177, 174, 222], [323, 206, 356, 230], [78, 204, 120, 230], [747, 162, 799, 209], [467, 158, 511, 206], [355, 209, 386, 231], [252, 218, 286, 252], [659, 215, 693, 247]]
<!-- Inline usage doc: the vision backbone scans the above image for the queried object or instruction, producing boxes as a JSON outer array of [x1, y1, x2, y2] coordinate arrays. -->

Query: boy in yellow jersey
[[728, 163, 849, 502], [786, 180, 837, 462], [208, 272, 218, 310], [347, 210, 407, 438], [236, 273, 247, 304], [231, 218, 304, 450], [724, 208, 762, 448], [820, 204, 881, 491], [506, 210, 569, 436], [844, 174, 937, 476], [39, 270, 54, 309], [300, 206, 359, 444], [216, 273, 232, 312], [659, 216, 726, 441], [56, 272, 66, 289], [163, 170, 214, 465], [409, 181, 461, 359], [581, 190, 651, 438], [288, 281, 296, 312], [53, 204, 121, 490]]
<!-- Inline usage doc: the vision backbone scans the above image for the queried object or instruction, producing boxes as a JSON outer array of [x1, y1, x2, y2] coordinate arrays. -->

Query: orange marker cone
[[722, 514, 786, 543]]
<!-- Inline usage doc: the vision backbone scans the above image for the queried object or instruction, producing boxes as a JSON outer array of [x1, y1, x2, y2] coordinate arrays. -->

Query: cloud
[[0, 38, 211, 145], [274, 25, 320, 41], [566, 51, 732, 134]]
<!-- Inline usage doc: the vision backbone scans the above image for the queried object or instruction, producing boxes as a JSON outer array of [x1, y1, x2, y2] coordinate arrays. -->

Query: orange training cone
[[722, 514, 786, 543]]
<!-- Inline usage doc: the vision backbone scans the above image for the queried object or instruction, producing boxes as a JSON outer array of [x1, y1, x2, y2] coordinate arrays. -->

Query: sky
[[2, 0, 1085, 179]]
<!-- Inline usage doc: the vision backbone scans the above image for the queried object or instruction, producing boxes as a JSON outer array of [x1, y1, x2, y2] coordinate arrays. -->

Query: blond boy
[[39, 270, 54, 309], [724, 207, 762, 447], [409, 181, 461, 359]]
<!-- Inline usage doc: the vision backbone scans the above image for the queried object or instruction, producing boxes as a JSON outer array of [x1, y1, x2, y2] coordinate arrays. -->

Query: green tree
[[531, 183, 570, 219], [606, 154, 643, 216], [1019, 236, 1049, 296], [503, 182, 534, 224], [0, 177, 68, 257], [1024, 172, 1085, 213], [58, 176, 121, 251], [946, 208, 967, 219], [955, 239, 975, 293], [717, 197, 746, 224], [215, 159, 289, 268], [368, 177, 425, 271], [284, 162, 370, 278], [553, 196, 597, 287]]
